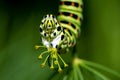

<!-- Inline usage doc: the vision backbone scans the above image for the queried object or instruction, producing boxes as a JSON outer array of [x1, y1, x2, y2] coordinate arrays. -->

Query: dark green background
[[0, 0, 120, 80]]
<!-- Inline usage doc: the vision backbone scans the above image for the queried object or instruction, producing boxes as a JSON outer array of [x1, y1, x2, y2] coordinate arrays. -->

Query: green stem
[[70, 71, 74, 80], [63, 75, 68, 80], [76, 66, 84, 80], [73, 67, 79, 80], [80, 63, 110, 80], [82, 59, 120, 78]]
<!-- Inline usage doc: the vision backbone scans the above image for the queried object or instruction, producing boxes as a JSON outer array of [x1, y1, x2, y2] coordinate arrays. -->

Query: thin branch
[[80, 63, 110, 80], [82, 59, 120, 78], [76, 66, 84, 80]]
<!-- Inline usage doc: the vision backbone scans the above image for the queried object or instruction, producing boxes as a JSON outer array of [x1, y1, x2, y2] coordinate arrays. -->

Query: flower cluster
[[35, 45, 68, 73]]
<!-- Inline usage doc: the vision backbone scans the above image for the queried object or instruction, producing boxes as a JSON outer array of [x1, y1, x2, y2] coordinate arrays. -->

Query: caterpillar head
[[39, 14, 63, 40], [40, 14, 57, 31]]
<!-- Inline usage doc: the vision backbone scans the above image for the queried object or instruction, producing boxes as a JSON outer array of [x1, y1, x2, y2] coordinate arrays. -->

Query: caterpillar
[[35, 0, 83, 72]]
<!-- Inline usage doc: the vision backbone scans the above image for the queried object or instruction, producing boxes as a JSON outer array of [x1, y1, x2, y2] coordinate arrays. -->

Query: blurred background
[[0, 0, 120, 80]]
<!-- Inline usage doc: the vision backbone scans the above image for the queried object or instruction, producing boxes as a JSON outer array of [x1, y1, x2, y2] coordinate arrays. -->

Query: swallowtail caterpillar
[[35, 0, 83, 72]]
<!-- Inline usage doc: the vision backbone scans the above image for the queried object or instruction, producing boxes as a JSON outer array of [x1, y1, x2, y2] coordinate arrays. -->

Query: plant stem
[[73, 67, 79, 80], [80, 63, 110, 80], [76, 66, 84, 80], [82, 59, 120, 78]]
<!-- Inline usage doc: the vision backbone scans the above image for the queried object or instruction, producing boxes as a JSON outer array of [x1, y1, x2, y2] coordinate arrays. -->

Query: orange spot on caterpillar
[[71, 2, 75, 6], [77, 17, 80, 21], [70, 42, 75, 47], [70, 13, 73, 17], [78, 4, 80, 8], [60, 12, 62, 15], [62, 1, 64, 5], [68, 22, 71, 26]]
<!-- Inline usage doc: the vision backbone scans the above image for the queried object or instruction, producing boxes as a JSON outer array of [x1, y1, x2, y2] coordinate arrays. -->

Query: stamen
[[41, 55, 50, 68], [57, 61, 62, 73], [38, 50, 51, 59], [58, 54, 68, 67], [50, 59, 54, 70], [37, 47, 68, 72], [54, 60, 58, 65], [35, 45, 46, 50], [53, 51, 60, 65], [50, 49, 57, 58]]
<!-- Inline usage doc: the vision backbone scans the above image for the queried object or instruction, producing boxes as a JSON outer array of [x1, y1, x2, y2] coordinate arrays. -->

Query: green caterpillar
[[35, 0, 83, 72]]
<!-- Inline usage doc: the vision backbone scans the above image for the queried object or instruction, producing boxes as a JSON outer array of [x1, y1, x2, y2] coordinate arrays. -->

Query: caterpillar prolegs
[[35, 0, 83, 72]]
